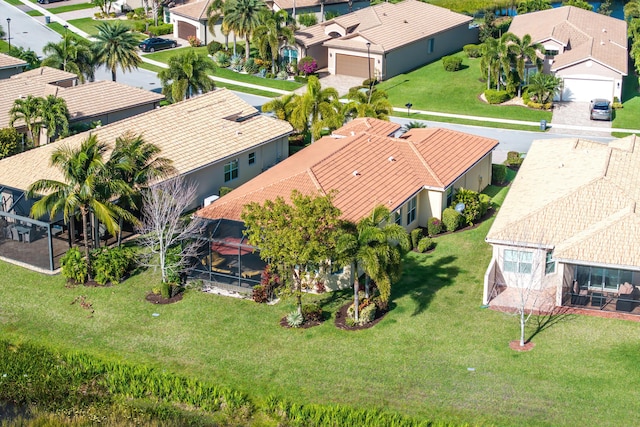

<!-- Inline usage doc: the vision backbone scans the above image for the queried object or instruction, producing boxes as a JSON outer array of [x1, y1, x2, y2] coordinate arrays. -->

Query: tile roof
[[332, 117, 401, 137], [0, 76, 164, 129], [10, 66, 77, 83], [486, 135, 640, 269], [273, 0, 354, 11], [295, 0, 472, 52], [0, 53, 27, 71], [0, 89, 293, 193], [170, 0, 212, 20], [196, 118, 497, 223], [509, 6, 627, 75]]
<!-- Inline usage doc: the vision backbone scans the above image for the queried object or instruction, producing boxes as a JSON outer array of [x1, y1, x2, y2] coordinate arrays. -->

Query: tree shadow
[[527, 306, 576, 343], [381, 78, 410, 92], [393, 254, 460, 316]]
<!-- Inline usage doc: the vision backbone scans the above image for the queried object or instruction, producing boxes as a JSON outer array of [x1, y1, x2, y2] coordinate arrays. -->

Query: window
[[574, 265, 633, 292], [395, 209, 402, 225], [503, 249, 533, 274], [427, 38, 435, 54], [545, 252, 556, 274], [248, 152, 255, 165], [406, 196, 417, 224], [224, 160, 238, 182], [445, 187, 453, 208]]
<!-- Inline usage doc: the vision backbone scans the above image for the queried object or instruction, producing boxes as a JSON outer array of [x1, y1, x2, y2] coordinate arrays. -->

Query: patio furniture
[[591, 292, 605, 308], [9, 226, 20, 242], [616, 283, 637, 312], [211, 266, 232, 275], [241, 269, 263, 279]]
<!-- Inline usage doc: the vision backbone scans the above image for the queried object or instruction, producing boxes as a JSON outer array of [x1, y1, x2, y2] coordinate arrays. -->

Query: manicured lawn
[[612, 73, 640, 136], [26, 10, 44, 16], [3, 0, 23, 5], [2, 182, 640, 426], [67, 17, 136, 36], [396, 111, 543, 132], [48, 2, 96, 13], [378, 53, 552, 123]]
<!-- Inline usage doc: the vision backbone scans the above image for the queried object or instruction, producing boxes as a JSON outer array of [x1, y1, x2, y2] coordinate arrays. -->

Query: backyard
[[1, 181, 640, 426]]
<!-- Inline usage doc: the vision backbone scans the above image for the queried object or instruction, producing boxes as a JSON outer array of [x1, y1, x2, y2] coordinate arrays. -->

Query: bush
[[410, 228, 423, 250], [417, 236, 434, 253], [187, 35, 201, 47], [243, 57, 259, 74], [362, 78, 378, 87], [252, 285, 268, 303], [207, 41, 223, 55], [132, 20, 150, 32], [302, 303, 323, 322], [213, 51, 230, 68], [276, 70, 288, 80], [463, 44, 481, 58], [427, 217, 443, 236], [126, 11, 135, 19], [506, 151, 523, 168], [266, 72, 274, 79], [60, 247, 88, 284], [293, 75, 308, 83], [230, 54, 244, 72], [0, 127, 20, 159], [297, 56, 318, 76], [298, 13, 317, 27], [91, 246, 136, 286], [359, 303, 376, 324], [479, 193, 491, 217], [492, 163, 507, 185], [442, 55, 463, 72], [612, 101, 623, 109], [286, 311, 303, 328], [147, 23, 173, 36], [484, 89, 511, 104], [453, 187, 482, 226], [442, 207, 461, 232], [219, 186, 233, 197], [324, 10, 339, 20]]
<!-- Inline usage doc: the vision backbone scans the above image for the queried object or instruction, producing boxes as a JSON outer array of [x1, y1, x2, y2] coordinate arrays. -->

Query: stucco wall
[[171, 15, 242, 45]]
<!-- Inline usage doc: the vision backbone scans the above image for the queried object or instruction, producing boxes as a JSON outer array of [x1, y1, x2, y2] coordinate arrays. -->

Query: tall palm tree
[[42, 35, 95, 83], [9, 95, 42, 145], [509, 33, 544, 96], [290, 76, 340, 141], [206, 0, 226, 37], [253, 10, 294, 74], [262, 93, 296, 121], [337, 205, 410, 321], [223, 0, 267, 60], [343, 87, 393, 120], [27, 135, 134, 279], [480, 37, 499, 90], [39, 95, 70, 143], [158, 50, 215, 102], [93, 22, 142, 82]]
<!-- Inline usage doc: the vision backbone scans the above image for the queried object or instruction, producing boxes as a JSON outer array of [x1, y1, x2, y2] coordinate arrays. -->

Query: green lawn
[[2, 183, 640, 426], [396, 111, 543, 132], [612, 72, 640, 136], [378, 53, 553, 123], [26, 10, 44, 16], [47, 2, 96, 13], [67, 17, 136, 36], [2, 0, 23, 5]]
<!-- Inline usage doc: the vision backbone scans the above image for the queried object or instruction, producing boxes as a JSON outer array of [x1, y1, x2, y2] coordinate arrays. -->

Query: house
[[0, 53, 27, 80], [483, 135, 640, 317], [0, 88, 292, 271], [508, 6, 627, 102], [294, 0, 478, 79], [266, 0, 370, 24], [169, 0, 231, 45]]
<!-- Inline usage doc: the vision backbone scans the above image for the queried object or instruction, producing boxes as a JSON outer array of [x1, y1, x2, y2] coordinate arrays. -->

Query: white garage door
[[560, 77, 614, 102]]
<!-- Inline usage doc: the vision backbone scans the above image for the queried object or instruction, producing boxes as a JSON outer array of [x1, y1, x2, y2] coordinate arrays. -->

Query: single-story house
[[0, 88, 292, 272], [169, 0, 232, 45], [266, 0, 370, 24], [10, 66, 79, 87], [484, 135, 640, 317], [294, 0, 478, 79], [508, 6, 627, 102], [0, 53, 27, 80]]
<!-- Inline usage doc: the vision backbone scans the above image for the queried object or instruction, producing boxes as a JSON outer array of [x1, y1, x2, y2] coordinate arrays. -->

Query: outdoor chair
[[22, 230, 31, 243], [616, 283, 637, 312], [10, 227, 20, 242]]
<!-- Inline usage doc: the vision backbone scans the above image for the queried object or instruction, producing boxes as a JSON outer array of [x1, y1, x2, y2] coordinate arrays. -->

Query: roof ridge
[[306, 168, 326, 195], [405, 131, 444, 188]]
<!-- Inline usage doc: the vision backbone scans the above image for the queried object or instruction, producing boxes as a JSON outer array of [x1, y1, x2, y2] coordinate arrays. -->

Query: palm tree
[[9, 95, 42, 145], [290, 76, 340, 141], [343, 87, 393, 120], [206, 0, 226, 37], [337, 205, 410, 321], [509, 33, 544, 96], [480, 37, 500, 90], [401, 121, 427, 133], [527, 72, 562, 104], [158, 50, 216, 102], [27, 135, 134, 279], [93, 21, 142, 82], [262, 93, 296, 121], [7, 46, 41, 70], [39, 95, 70, 143], [253, 10, 294, 74], [42, 35, 95, 82], [223, 0, 267, 60]]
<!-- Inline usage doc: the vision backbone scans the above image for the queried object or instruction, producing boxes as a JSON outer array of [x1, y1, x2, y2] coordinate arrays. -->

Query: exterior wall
[[171, 15, 237, 45], [555, 60, 623, 101], [323, 263, 354, 291], [382, 24, 478, 80], [79, 103, 160, 127], [490, 244, 560, 292], [0, 67, 24, 80], [276, 0, 370, 24], [327, 47, 382, 79], [307, 44, 329, 69], [452, 153, 492, 193]]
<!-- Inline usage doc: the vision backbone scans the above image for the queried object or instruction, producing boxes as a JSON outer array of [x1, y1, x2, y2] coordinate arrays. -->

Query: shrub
[[243, 57, 259, 74], [417, 236, 434, 253], [297, 56, 318, 76], [484, 89, 511, 104], [230, 54, 244, 72], [132, 20, 149, 32], [266, 72, 274, 79], [293, 75, 308, 83], [0, 127, 20, 159], [410, 228, 423, 250], [324, 10, 339, 20], [359, 303, 376, 325], [298, 13, 317, 27], [362, 78, 378, 87], [427, 217, 443, 236], [479, 193, 491, 217], [233, 43, 245, 57], [463, 43, 481, 58], [212, 51, 230, 68], [126, 11, 135, 19], [219, 186, 233, 197], [453, 187, 482, 226], [134, 7, 145, 16], [612, 101, 623, 109], [91, 246, 136, 286], [147, 23, 173, 36], [506, 151, 523, 168], [442, 207, 461, 232], [286, 311, 303, 328], [252, 285, 268, 303], [207, 41, 223, 55], [442, 55, 463, 72], [302, 303, 322, 322], [187, 35, 201, 47], [276, 70, 288, 80], [60, 247, 88, 284], [492, 163, 507, 185]]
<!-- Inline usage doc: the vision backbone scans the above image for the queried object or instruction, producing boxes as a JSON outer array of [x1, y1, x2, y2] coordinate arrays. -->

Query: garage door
[[336, 54, 373, 78], [177, 21, 197, 41], [559, 77, 614, 102]]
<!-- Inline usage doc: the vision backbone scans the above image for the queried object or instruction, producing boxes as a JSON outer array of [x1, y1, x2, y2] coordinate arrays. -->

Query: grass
[[612, 72, 640, 136], [67, 17, 136, 36], [378, 52, 552, 123], [3, 0, 23, 5], [26, 10, 44, 16], [47, 2, 96, 13], [2, 183, 640, 426], [395, 111, 543, 132]]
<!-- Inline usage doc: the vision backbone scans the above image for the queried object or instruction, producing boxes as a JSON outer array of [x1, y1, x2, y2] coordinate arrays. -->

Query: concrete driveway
[[294, 71, 364, 96], [549, 101, 612, 136]]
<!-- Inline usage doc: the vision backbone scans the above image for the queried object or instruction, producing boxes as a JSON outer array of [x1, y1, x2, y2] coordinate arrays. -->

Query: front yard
[[1, 182, 639, 426]]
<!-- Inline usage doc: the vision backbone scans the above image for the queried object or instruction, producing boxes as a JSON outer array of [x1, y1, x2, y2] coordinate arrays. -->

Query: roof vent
[[558, 162, 564, 168], [404, 19, 408, 23], [602, 28, 607, 32], [600, 41, 605, 45], [353, 170, 359, 176], [236, 130, 242, 136], [388, 156, 395, 162], [350, 131, 355, 136]]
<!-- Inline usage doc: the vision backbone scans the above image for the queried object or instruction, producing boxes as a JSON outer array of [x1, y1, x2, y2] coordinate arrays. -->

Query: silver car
[[589, 99, 612, 121]]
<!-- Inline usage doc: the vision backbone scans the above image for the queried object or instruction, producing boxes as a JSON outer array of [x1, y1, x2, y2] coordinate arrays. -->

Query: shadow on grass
[[527, 306, 576, 343], [394, 254, 460, 316]]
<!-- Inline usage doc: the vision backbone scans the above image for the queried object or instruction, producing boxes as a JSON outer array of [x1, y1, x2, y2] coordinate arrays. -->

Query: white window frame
[[545, 251, 556, 275], [503, 249, 533, 274]]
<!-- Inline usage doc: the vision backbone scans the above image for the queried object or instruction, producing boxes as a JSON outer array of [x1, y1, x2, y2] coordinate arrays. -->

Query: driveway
[[549, 101, 612, 136], [294, 71, 363, 97]]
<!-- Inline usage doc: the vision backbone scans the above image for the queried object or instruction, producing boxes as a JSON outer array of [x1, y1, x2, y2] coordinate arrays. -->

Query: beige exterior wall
[[171, 15, 241, 45], [555, 61, 623, 100], [307, 44, 329, 69], [326, 47, 382, 79]]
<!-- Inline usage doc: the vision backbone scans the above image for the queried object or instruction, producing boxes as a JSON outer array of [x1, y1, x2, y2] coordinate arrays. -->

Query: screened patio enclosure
[[189, 219, 266, 293]]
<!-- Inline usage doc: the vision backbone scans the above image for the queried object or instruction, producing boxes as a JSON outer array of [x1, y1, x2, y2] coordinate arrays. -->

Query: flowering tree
[[297, 56, 318, 76]]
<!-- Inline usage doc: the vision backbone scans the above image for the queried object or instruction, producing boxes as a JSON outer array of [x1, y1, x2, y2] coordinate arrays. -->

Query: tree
[[137, 176, 204, 287], [253, 10, 294, 74], [625, 0, 640, 20], [7, 46, 41, 70], [0, 128, 21, 159], [290, 76, 341, 141], [401, 121, 427, 133], [206, 0, 226, 38], [9, 95, 42, 145], [516, 0, 551, 14], [480, 36, 500, 90], [597, 0, 612, 15], [242, 190, 342, 317], [92, 0, 115, 15], [93, 22, 142, 82], [42, 35, 96, 83], [343, 86, 393, 120], [562, 0, 593, 11], [158, 50, 215, 102], [39, 95, 70, 144], [509, 33, 544, 96], [527, 72, 562, 104], [336, 205, 409, 321], [261, 93, 296, 121], [223, 0, 267, 60], [27, 135, 134, 280]]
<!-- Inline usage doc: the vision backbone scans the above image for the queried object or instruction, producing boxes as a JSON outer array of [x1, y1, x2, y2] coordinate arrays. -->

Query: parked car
[[589, 99, 612, 121], [37, 0, 66, 3], [139, 38, 177, 53]]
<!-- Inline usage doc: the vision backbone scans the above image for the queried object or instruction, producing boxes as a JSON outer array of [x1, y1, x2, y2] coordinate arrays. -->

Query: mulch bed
[[279, 315, 325, 329], [334, 301, 388, 331], [145, 292, 184, 304], [509, 340, 535, 352]]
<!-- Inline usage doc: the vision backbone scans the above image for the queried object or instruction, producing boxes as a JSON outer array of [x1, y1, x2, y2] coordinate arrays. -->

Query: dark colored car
[[139, 37, 177, 53], [37, 0, 66, 4], [589, 99, 612, 121]]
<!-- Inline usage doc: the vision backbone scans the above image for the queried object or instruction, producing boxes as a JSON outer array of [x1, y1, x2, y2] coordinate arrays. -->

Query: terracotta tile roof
[[10, 66, 77, 83], [295, 0, 472, 52], [509, 6, 627, 75], [486, 135, 640, 268], [0, 89, 293, 193], [170, 0, 212, 20], [332, 117, 401, 137], [0, 53, 27, 71], [196, 118, 497, 223], [0, 78, 164, 129]]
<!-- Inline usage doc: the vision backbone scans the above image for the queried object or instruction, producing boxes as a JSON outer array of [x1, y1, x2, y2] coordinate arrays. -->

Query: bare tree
[[137, 176, 205, 286]]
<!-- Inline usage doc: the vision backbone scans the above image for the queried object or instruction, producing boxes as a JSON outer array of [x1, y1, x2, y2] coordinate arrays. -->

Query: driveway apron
[[549, 101, 612, 136]]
